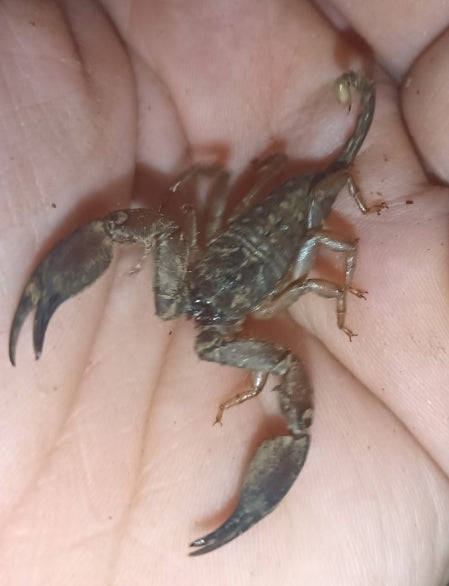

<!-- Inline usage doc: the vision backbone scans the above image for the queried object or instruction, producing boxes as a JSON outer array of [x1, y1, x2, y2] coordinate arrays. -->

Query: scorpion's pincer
[[9, 219, 115, 365], [9, 209, 177, 365], [190, 355, 313, 555]]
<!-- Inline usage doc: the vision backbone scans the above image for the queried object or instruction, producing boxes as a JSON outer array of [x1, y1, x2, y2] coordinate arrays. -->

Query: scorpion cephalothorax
[[9, 71, 384, 555]]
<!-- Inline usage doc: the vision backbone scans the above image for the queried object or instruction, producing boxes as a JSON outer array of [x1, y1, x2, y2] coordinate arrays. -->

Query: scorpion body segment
[[187, 175, 314, 325], [9, 71, 383, 554]]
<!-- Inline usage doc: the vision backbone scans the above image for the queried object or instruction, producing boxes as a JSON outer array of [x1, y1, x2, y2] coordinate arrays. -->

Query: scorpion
[[8, 71, 384, 555]]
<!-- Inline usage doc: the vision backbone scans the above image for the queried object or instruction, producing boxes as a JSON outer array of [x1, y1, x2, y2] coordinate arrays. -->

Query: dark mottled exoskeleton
[[9, 72, 384, 555]]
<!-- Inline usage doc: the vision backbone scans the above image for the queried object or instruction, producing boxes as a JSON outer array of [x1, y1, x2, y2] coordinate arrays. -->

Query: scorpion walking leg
[[204, 170, 231, 242], [258, 277, 365, 340], [168, 162, 223, 194], [309, 168, 387, 221], [192, 153, 287, 242], [227, 153, 288, 222], [190, 329, 313, 555], [169, 163, 231, 242], [214, 370, 268, 425], [254, 229, 365, 338]]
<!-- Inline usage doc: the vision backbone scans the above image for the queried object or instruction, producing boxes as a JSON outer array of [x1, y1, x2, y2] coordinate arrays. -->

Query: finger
[[0, 0, 135, 527], [317, 0, 449, 77], [104, 0, 384, 168], [402, 29, 449, 182]]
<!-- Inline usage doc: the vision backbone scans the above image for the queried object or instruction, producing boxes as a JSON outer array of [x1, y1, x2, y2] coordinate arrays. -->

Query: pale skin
[[1, 0, 449, 584]]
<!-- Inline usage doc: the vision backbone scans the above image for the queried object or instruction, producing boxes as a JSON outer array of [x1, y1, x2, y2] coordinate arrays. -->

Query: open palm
[[1, 1, 449, 585]]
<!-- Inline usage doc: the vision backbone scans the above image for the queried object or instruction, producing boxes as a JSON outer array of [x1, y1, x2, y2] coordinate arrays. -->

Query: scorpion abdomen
[[188, 175, 313, 325]]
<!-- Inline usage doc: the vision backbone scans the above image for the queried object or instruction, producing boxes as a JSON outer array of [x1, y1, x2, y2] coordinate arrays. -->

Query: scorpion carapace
[[9, 71, 384, 555]]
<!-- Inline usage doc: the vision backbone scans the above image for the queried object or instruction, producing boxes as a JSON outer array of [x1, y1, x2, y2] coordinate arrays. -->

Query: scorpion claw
[[9, 220, 114, 364], [189, 434, 309, 555]]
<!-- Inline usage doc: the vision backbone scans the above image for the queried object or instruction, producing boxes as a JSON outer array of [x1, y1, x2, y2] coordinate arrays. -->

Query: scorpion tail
[[9, 220, 114, 365], [332, 70, 375, 168], [189, 434, 309, 556]]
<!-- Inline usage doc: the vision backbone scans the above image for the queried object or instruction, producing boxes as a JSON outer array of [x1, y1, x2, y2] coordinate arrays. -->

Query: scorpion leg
[[205, 152, 287, 240], [168, 163, 222, 194], [214, 370, 268, 425], [204, 170, 231, 242], [169, 163, 231, 242], [257, 277, 365, 340], [253, 229, 365, 338], [190, 329, 312, 555], [227, 153, 288, 223], [309, 168, 386, 224], [9, 209, 177, 364]]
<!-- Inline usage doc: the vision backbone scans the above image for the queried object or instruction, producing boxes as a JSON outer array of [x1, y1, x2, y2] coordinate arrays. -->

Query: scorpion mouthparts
[[189, 435, 310, 555]]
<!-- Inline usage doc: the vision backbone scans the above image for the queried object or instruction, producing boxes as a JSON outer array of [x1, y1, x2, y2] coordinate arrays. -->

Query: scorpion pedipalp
[[9, 209, 178, 365], [9, 220, 114, 365], [190, 435, 309, 555], [191, 332, 313, 554]]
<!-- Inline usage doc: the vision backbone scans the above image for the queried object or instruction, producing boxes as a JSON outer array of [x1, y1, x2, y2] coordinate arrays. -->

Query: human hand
[[1, 1, 449, 585]]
